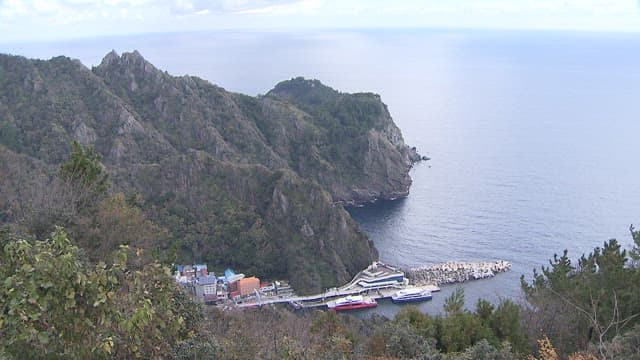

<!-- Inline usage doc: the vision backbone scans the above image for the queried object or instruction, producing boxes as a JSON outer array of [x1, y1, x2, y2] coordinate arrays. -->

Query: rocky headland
[[0, 51, 422, 293]]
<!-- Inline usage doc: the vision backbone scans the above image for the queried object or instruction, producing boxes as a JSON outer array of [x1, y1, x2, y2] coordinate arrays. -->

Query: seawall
[[406, 260, 512, 286]]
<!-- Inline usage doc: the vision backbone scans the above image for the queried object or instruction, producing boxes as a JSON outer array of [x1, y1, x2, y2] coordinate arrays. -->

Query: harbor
[[176, 260, 512, 311], [239, 262, 441, 310]]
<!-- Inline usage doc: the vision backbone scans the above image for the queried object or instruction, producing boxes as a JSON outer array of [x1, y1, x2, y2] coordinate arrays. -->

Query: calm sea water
[[4, 29, 640, 315]]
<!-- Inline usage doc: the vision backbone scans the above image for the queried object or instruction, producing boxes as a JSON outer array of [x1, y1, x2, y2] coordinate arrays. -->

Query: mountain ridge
[[0, 51, 423, 293]]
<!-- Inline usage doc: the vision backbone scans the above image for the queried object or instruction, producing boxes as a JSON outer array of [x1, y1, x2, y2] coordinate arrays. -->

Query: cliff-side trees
[[17, 140, 109, 239], [14, 141, 170, 261], [521, 228, 640, 358], [59, 140, 109, 199], [370, 292, 528, 357], [80, 193, 170, 262]]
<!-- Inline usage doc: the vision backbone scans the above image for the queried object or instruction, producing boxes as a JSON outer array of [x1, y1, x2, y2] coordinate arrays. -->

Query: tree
[[521, 232, 640, 358], [630, 225, 640, 265], [17, 141, 110, 239], [59, 140, 109, 197], [444, 286, 465, 315], [394, 306, 439, 339], [382, 317, 443, 359], [598, 323, 640, 359], [80, 193, 170, 262], [490, 300, 529, 354], [476, 299, 495, 322], [456, 339, 515, 360], [309, 310, 355, 359], [439, 311, 485, 352], [0, 228, 200, 359]]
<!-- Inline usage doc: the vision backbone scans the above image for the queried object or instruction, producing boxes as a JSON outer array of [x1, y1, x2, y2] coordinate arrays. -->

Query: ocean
[[4, 29, 640, 315]]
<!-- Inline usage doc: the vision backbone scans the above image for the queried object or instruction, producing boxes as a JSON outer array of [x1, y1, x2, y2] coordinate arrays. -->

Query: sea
[[3, 29, 640, 317]]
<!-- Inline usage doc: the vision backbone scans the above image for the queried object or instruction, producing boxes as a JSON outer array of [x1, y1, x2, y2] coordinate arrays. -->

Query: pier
[[238, 262, 398, 308], [229, 260, 511, 310], [236, 262, 436, 309]]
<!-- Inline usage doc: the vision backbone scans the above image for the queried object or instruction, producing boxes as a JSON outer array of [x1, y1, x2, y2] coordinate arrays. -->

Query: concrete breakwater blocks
[[406, 260, 512, 286]]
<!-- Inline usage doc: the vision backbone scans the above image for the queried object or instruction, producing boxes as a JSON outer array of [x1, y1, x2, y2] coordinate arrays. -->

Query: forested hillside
[[0, 51, 422, 293]]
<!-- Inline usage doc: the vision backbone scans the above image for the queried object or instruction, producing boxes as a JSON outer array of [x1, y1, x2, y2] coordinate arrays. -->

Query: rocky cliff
[[264, 77, 421, 204], [0, 51, 421, 293]]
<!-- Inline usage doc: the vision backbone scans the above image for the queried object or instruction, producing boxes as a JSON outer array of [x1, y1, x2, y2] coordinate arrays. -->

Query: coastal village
[[174, 260, 512, 311]]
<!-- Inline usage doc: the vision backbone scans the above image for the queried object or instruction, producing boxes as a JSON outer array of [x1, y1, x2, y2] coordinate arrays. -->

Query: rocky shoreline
[[338, 152, 430, 207], [405, 260, 512, 286]]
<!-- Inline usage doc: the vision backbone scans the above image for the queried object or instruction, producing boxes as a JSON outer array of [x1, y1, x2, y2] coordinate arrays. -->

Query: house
[[195, 275, 218, 305], [238, 277, 260, 296], [194, 264, 208, 276], [183, 265, 196, 279]]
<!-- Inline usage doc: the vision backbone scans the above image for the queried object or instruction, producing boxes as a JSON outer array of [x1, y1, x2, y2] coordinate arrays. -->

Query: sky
[[1, 0, 640, 43]]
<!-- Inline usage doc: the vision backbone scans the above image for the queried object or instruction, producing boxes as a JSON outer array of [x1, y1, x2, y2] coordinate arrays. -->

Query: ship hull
[[391, 294, 433, 303], [331, 302, 378, 311]]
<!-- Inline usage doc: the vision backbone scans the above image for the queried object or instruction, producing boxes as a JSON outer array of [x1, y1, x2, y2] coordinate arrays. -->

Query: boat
[[327, 295, 377, 311], [391, 288, 433, 303]]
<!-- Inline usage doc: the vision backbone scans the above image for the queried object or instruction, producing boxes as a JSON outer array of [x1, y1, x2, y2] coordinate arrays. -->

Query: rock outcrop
[[265, 77, 422, 204]]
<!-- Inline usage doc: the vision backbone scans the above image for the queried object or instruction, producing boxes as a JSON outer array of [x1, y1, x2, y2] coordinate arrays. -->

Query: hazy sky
[[2, 0, 640, 43]]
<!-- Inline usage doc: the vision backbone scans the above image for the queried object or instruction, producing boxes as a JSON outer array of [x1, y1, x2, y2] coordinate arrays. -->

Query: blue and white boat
[[391, 288, 433, 303]]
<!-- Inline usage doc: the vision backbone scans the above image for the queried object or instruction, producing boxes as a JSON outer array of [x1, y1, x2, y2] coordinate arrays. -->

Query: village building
[[195, 275, 218, 305]]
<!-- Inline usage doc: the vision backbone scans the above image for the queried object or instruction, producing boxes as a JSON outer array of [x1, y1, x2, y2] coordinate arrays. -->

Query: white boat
[[327, 295, 378, 311], [358, 279, 405, 288], [391, 288, 433, 303]]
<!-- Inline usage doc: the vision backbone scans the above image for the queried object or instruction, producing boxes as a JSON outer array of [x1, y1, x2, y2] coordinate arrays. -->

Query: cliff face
[[0, 51, 419, 293], [264, 77, 421, 204]]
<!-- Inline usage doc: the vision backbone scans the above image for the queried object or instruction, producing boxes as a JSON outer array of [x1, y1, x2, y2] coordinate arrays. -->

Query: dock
[[237, 262, 439, 309], [231, 260, 511, 310]]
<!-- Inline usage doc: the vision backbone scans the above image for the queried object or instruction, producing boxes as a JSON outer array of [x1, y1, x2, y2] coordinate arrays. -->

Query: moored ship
[[327, 295, 378, 311], [391, 288, 433, 303]]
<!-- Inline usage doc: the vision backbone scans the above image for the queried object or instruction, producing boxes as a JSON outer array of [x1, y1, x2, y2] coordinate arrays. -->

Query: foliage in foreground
[[3, 225, 640, 359], [177, 291, 528, 360], [193, 228, 640, 360], [0, 227, 526, 360], [0, 228, 201, 359], [521, 226, 640, 359], [184, 306, 523, 360]]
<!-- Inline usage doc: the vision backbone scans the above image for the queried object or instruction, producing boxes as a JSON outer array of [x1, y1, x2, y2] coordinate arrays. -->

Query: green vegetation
[[387, 293, 529, 355], [4, 223, 639, 359], [12, 141, 170, 261], [0, 121, 20, 151], [167, 298, 527, 359], [190, 228, 639, 359], [2, 52, 406, 294], [2, 51, 639, 358], [6, 139, 635, 359], [2, 141, 639, 359], [521, 226, 640, 358], [0, 228, 200, 359], [266, 77, 413, 188], [59, 140, 109, 196], [2, 220, 517, 359]]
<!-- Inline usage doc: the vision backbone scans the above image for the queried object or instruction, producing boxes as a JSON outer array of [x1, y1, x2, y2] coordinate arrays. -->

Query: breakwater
[[406, 260, 511, 286]]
